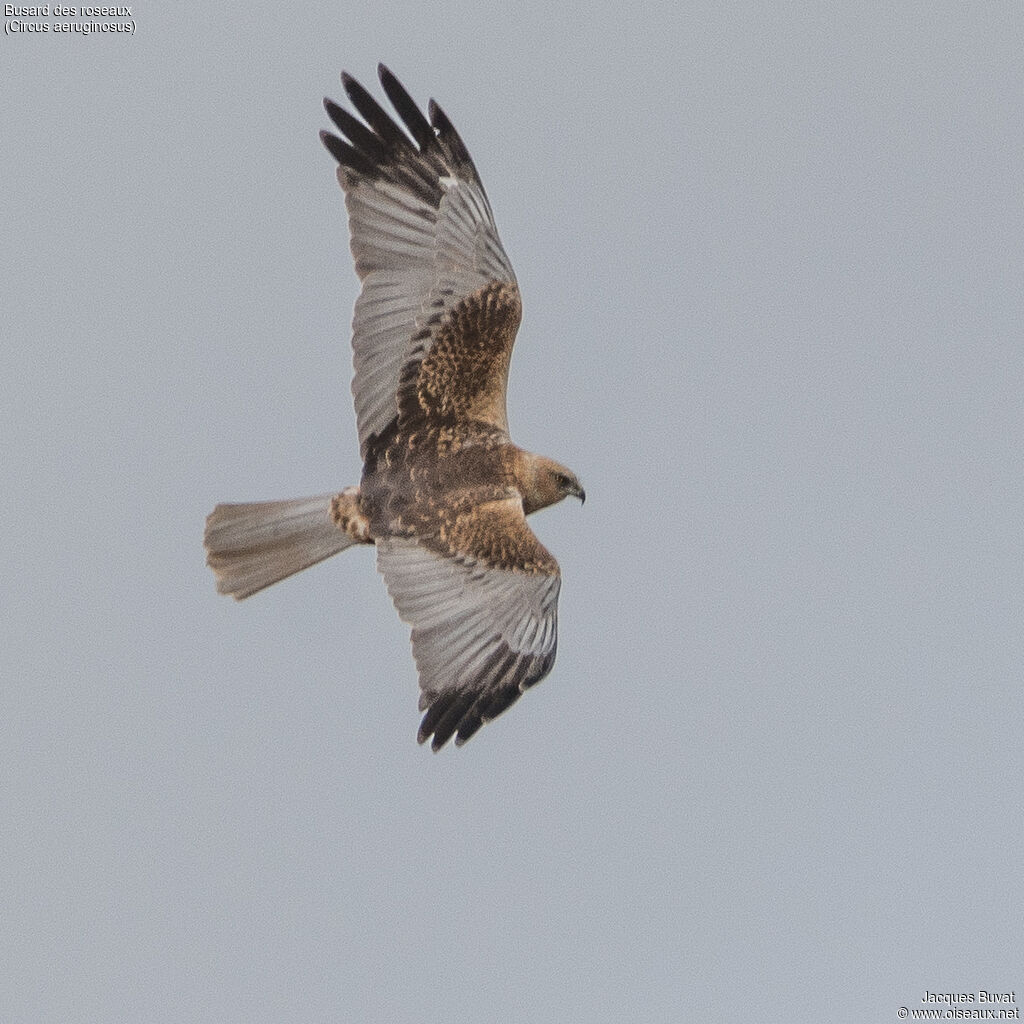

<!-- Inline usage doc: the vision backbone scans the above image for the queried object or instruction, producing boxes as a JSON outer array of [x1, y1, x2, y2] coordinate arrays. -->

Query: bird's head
[[519, 453, 586, 514]]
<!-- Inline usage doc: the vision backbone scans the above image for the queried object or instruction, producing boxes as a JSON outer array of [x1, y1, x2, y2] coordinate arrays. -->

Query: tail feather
[[204, 493, 360, 599]]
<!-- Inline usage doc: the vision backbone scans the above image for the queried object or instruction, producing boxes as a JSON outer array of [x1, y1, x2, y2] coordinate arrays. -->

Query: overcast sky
[[3, 3, 1022, 1022]]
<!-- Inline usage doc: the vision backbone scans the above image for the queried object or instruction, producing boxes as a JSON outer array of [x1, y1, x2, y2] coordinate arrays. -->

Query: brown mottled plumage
[[204, 65, 584, 749]]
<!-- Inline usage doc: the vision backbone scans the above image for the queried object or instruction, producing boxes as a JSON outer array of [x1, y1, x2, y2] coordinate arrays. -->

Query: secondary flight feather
[[204, 65, 584, 749]]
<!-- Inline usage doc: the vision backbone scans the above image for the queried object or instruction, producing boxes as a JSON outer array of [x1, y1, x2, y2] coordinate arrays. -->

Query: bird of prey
[[205, 65, 584, 750]]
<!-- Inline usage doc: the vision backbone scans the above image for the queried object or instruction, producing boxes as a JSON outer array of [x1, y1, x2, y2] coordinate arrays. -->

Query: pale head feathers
[[515, 452, 585, 515]]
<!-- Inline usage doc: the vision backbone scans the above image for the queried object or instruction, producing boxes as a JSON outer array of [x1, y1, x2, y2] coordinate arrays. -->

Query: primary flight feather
[[204, 65, 584, 750]]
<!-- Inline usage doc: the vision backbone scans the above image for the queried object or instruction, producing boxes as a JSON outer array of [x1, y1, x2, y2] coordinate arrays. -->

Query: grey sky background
[[3, 2, 1022, 1021]]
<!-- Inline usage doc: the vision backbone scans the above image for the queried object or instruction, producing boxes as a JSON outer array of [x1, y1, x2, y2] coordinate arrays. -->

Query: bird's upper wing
[[375, 497, 560, 750], [321, 65, 520, 457]]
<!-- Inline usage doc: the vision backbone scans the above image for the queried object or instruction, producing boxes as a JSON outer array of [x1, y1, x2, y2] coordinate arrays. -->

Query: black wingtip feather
[[319, 129, 377, 178], [323, 66, 486, 203], [452, 721, 481, 747], [378, 65, 436, 152], [341, 71, 411, 151], [417, 692, 447, 745], [480, 686, 521, 725], [324, 99, 389, 163], [420, 689, 477, 751], [428, 100, 472, 166]]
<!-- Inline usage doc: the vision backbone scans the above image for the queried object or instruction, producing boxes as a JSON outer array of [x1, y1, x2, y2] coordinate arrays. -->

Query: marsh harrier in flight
[[205, 65, 584, 750]]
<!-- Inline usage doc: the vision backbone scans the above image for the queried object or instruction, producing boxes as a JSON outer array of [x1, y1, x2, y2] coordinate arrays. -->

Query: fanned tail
[[204, 490, 368, 600]]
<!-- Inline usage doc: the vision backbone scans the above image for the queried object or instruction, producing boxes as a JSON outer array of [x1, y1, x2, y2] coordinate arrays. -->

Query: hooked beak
[[574, 483, 586, 506]]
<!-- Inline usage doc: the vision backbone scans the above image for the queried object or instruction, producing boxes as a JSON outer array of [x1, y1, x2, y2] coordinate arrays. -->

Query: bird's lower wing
[[375, 498, 560, 750]]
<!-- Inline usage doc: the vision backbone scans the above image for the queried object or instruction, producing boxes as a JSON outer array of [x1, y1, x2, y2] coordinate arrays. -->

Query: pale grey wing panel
[[375, 537, 560, 750], [434, 175, 515, 283]]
